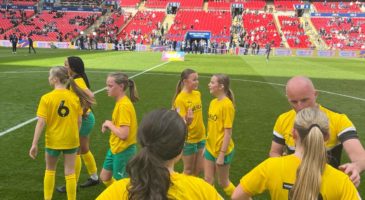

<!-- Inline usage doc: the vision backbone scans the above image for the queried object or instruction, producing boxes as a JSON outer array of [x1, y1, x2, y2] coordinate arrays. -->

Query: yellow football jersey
[[37, 89, 82, 149], [96, 173, 223, 200], [240, 155, 360, 200], [206, 97, 235, 158], [273, 105, 357, 166], [109, 96, 137, 154], [173, 90, 206, 143]]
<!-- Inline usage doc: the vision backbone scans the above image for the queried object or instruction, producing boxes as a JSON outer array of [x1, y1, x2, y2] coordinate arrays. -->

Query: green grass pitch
[[0, 47, 364, 199]]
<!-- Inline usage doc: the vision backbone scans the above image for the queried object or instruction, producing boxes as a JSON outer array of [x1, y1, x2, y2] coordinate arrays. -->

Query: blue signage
[[339, 51, 357, 57], [311, 13, 365, 17], [0, 5, 35, 10], [296, 49, 313, 56], [274, 48, 292, 56], [294, 4, 310, 9], [43, 6, 101, 12], [185, 31, 211, 40], [232, 3, 244, 9], [360, 50, 365, 58], [317, 50, 335, 57]]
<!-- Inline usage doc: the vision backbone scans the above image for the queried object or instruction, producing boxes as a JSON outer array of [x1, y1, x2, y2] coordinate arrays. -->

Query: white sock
[[90, 174, 98, 180]]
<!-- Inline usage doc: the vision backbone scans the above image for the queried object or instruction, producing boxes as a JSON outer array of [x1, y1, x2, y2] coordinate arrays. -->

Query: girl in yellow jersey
[[29, 66, 95, 200], [172, 68, 206, 176], [205, 74, 236, 196], [56, 56, 99, 193], [100, 72, 139, 187], [97, 109, 222, 200], [232, 107, 361, 200]]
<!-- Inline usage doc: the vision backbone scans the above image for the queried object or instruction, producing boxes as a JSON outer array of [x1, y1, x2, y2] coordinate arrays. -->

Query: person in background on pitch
[[10, 33, 18, 54], [28, 35, 36, 54], [56, 56, 99, 193], [232, 107, 361, 200], [29, 66, 95, 200], [172, 68, 206, 176], [97, 109, 223, 200], [265, 41, 272, 63]]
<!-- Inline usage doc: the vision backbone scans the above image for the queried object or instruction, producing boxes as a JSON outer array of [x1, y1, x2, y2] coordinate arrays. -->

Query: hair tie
[[309, 124, 321, 130], [128, 79, 134, 87]]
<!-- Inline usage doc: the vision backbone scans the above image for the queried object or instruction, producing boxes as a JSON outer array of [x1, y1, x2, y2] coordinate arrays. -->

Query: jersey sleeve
[[36, 96, 47, 119], [222, 101, 234, 129], [96, 179, 129, 200], [240, 158, 270, 196], [337, 114, 358, 143], [174, 98, 187, 118], [200, 180, 224, 200], [116, 103, 132, 127], [273, 116, 285, 145], [74, 78, 88, 90], [339, 175, 361, 200]]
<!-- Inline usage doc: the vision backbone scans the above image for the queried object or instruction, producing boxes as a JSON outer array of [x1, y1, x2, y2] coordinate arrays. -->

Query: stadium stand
[[278, 15, 311, 48], [0, 0, 364, 52], [94, 10, 128, 43], [167, 10, 231, 42], [274, 0, 301, 11], [207, 0, 266, 11], [145, 0, 169, 9], [241, 12, 281, 47], [313, 1, 362, 13], [60, 0, 103, 7], [1, 10, 100, 41], [311, 17, 365, 50], [117, 10, 165, 44], [119, 0, 140, 8]]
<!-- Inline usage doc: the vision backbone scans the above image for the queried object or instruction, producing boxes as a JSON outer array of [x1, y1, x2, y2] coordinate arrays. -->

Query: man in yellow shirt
[[233, 107, 360, 200], [269, 76, 365, 187]]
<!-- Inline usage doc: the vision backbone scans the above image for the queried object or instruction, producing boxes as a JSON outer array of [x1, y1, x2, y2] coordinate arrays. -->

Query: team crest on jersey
[[208, 113, 218, 121]]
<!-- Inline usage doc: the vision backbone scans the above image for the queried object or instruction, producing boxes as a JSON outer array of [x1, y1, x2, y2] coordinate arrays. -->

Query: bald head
[[286, 76, 318, 112]]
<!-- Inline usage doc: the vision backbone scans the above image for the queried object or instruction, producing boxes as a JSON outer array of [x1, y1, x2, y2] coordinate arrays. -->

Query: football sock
[[66, 173, 76, 200], [44, 170, 55, 200], [81, 151, 98, 180]]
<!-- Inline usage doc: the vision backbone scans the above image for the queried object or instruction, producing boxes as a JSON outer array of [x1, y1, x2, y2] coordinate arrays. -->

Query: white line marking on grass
[[135, 72, 365, 102], [0, 118, 37, 137], [3, 70, 365, 102], [0, 61, 170, 137]]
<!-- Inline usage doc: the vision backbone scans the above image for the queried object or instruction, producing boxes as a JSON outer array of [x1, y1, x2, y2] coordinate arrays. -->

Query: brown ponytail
[[213, 73, 235, 106], [108, 72, 139, 103], [50, 66, 95, 112], [172, 69, 196, 108]]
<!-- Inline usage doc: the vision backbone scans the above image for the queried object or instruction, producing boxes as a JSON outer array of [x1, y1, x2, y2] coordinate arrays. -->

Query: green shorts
[[45, 147, 78, 157], [204, 149, 235, 165], [80, 111, 95, 136], [102, 144, 137, 180], [183, 140, 206, 156]]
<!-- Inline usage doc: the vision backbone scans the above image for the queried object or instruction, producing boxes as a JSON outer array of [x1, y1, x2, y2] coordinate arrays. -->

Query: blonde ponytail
[[290, 108, 329, 200]]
